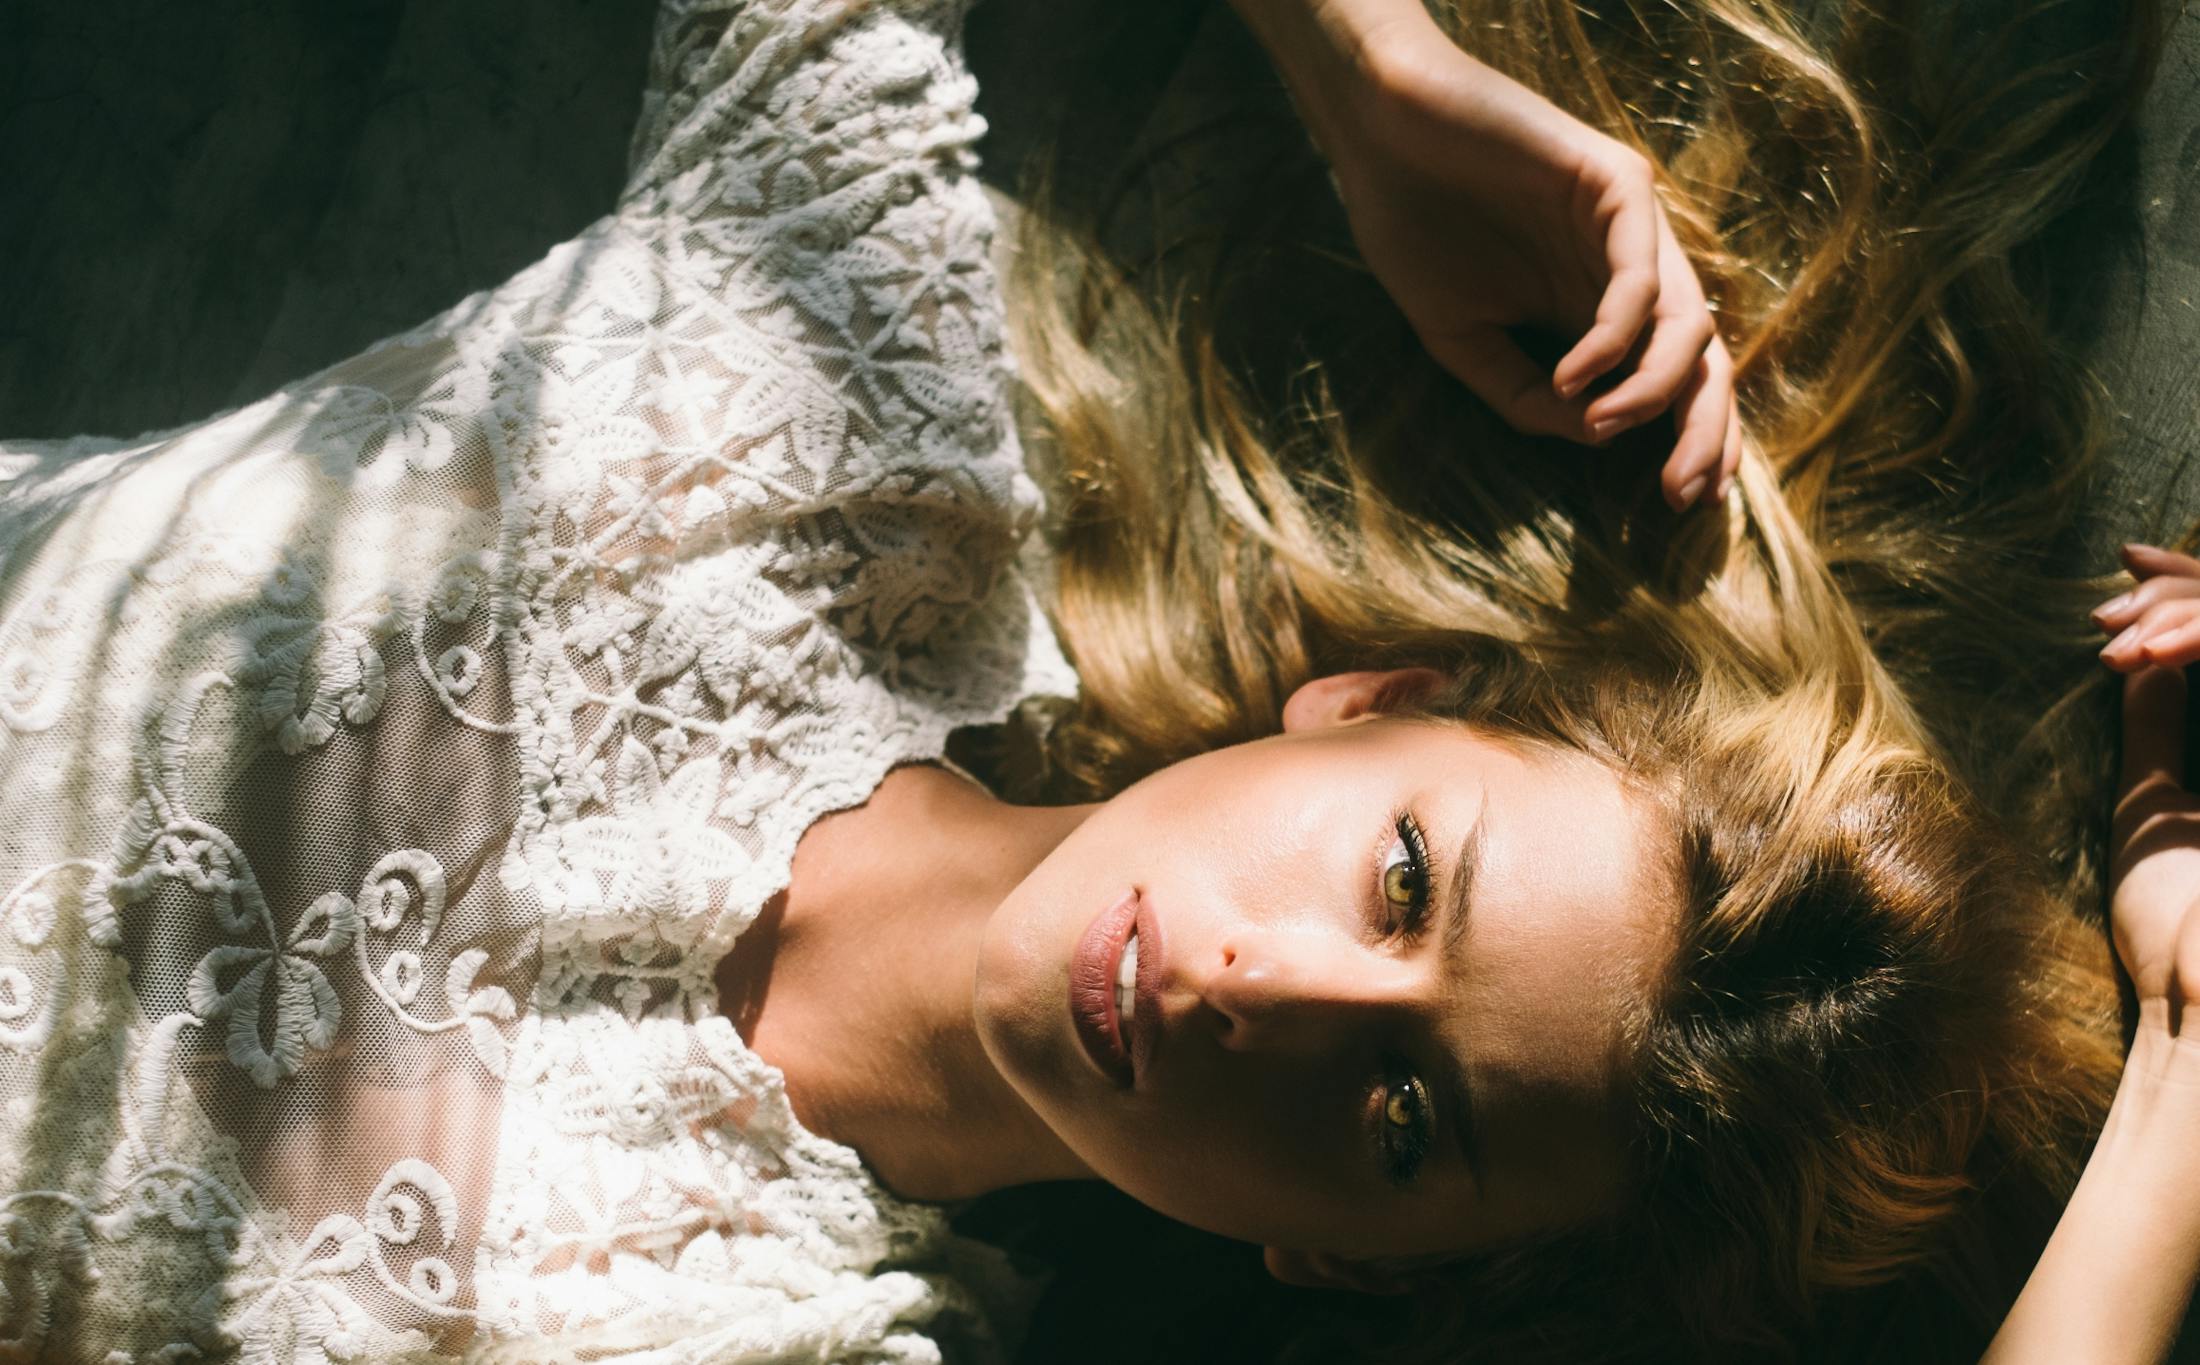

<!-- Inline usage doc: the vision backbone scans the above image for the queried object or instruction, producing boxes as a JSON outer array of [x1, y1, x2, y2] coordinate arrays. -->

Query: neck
[[721, 763, 1100, 1202]]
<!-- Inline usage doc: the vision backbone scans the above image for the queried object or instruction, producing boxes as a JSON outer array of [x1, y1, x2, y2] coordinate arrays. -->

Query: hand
[[1234, 0, 1741, 512], [1982, 543, 2200, 1365], [2095, 543, 2200, 677], [2098, 543, 2200, 1022]]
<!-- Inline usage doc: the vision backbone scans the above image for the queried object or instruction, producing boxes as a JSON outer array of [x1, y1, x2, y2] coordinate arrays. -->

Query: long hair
[[973, 0, 2165, 1357]]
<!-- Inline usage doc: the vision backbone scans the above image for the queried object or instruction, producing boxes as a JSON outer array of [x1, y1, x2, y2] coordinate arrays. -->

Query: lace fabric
[[0, 0, 1076, 1359]]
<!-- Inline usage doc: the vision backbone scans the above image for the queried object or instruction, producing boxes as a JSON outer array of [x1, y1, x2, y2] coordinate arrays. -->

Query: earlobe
[[1279, 667, 1447, 734], [1261, 1246, 1419, 1296]]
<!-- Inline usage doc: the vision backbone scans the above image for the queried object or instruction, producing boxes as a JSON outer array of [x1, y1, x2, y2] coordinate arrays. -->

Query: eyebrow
[[1439, 793, 1489, 1184]]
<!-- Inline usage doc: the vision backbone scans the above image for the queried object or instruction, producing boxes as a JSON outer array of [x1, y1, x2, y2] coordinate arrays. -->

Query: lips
[[1130, 891, 1163, 1084], [1070, 889, 1140, 1087]]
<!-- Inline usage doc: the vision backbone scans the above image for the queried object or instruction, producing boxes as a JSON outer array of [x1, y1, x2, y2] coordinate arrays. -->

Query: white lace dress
[[0, 0, 1076, 1358]]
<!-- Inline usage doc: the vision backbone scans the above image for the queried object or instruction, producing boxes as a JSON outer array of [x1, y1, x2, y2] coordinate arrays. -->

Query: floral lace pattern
[[0, 0, 1073, 1359]]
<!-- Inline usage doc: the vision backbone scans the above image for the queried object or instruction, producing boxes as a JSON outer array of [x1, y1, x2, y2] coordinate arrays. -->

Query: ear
[[1262, 1246, 1419, 1296], [1280, 667, 1447, 734]]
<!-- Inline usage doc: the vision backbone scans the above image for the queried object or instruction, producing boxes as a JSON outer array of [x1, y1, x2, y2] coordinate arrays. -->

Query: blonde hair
[[982, 0, 2164, 1356]]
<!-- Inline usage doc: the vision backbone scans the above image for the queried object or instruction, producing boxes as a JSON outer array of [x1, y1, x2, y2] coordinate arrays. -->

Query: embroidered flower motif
[[562, 737, 752, 918], [613, 976, 655, 1022], [446, 948, 517, 1077], [246, 623, 388, 755], [183, 891, 357, 1088], [603, 474, 676, 540], [605, 1071, 671, 1145], [9, 892, 53, 949], [262, 556, 317, 609], [630, 551, 831, 706], [22, 585, 72, 633], [427, 569, 480, 625], [648, 723, 691, 771], [379, 951, 424, 1007], [561, 594, 649, 659], [644, 367, 729, 419], [95, 828, 247, 943], [195, 1212, 376, 1361], [433, 645, 483, 698], [358, 851, 446, 943], [0, 646, 65, 733], [296, 374, 482, 487]]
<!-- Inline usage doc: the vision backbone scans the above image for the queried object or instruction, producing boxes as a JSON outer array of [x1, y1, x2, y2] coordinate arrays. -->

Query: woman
[[0, 2, 2176, 1364]]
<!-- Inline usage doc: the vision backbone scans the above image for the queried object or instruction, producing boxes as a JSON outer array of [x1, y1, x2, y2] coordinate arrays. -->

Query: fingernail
[[1591, 420, 1620, 444], [2106, 624, 2144, 654], [2095, 592, 2133, 621], [1715, 474, 1734, 503], [1555, 375, 1584, 400], [1677, 475, 1708, 508]]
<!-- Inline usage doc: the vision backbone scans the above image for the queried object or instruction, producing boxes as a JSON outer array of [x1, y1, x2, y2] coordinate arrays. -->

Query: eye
[[1378, 1060, 1434, 1186], [1379, 812, 1434, 940]]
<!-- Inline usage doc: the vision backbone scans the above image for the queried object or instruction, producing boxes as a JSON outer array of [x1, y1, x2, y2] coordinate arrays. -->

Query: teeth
[[1114, 933, 1140, 1026]]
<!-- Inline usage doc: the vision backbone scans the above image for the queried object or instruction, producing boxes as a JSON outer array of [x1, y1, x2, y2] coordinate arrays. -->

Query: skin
[[1982, 550, 2200, 1364], [720, 668, 1675, 1292], [1228, 0, 1745, 509]]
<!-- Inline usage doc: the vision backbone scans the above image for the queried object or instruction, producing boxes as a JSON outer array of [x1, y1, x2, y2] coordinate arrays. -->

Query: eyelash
[[1381, 810, 1436, 941], [1379, 1061, 1434, 1188], [1374, 811, 1436, 1186]]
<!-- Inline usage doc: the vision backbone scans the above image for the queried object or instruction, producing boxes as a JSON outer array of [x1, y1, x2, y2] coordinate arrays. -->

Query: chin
[[972, 874, 1075, 1093]]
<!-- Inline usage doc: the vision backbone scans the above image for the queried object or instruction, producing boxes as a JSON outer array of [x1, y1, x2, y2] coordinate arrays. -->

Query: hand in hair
[[1224, 0, 1742, 512], [2099, 544, 2200, 1023], [1982, 571, 2200, 1365], [2095, 543, 2200, 673]]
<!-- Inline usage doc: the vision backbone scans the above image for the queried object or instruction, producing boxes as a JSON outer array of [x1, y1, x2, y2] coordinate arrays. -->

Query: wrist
[[1224, 0, 1439, 153], [2098, 1017, 2200, 1165]]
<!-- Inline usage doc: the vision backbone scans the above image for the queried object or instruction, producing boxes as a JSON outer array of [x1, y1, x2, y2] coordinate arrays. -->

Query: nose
[[1198, 927, 1428, 1054]]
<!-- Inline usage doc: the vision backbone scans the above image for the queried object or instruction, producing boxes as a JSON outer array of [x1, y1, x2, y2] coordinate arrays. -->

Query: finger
[[2122, 543, 2200, 581], [2105, 601, 2200, 670], [2142, 617, 2200, 672], [1582, 210, 1714, 434], [2119, 664, 2186, 806], [1424, 324, 1589, 440], [1552, 157, 1660, 401], [1715, 391, 1743, 502], [1552, 267, 1657, 402], [2095, 573, 2200, 629], [1659, 348, 1729, 511], [1581, 304, 1714, 438]]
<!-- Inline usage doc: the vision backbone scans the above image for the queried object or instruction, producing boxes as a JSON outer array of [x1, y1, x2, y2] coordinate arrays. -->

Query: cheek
[[1087, 1060, 1368, 1246]]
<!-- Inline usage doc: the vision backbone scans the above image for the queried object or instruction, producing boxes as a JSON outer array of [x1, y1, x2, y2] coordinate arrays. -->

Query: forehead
[[1397, 720, 1670, 1232]]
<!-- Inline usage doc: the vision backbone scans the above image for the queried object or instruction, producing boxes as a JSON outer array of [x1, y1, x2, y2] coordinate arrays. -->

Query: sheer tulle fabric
[[0, 0, 1073, 1358]]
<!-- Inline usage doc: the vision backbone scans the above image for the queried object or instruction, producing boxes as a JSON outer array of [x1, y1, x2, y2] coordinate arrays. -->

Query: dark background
[[1, 0, 2197, 1361], [3, 0, 2194, 543]]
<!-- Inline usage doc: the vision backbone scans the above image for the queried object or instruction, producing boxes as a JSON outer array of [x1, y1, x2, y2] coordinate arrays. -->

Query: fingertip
[[1551, 345, 1609, 402]]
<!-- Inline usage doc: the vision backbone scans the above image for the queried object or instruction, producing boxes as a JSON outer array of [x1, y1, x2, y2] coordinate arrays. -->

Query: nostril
[[1206, 1001, 1237, 1038]]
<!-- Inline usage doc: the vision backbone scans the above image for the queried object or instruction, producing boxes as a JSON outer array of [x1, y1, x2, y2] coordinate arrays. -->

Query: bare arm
[[1992, 545, 2200, 1362], [1984, 1023, 2200, 1363], [1222, 0, 1741, 510]]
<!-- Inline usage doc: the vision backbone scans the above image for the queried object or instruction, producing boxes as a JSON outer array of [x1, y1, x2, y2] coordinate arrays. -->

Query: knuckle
[[1609, 146, 1656, 191]]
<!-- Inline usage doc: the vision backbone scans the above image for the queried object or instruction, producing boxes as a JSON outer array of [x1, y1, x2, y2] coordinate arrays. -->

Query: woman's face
[[973, 671, 1675, 1288]]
